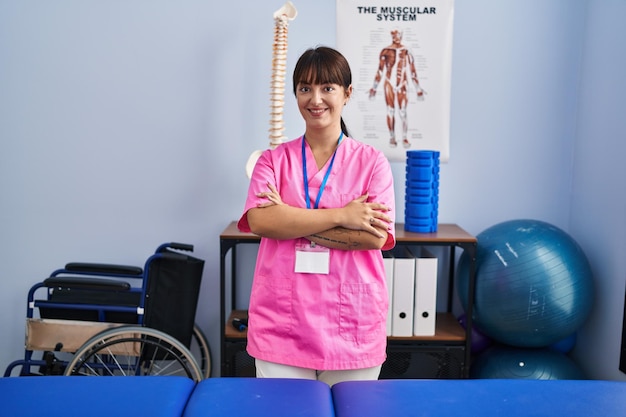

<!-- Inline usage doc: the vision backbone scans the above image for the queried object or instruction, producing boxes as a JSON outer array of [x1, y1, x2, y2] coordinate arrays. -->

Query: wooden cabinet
[[219, 222, 477, 378]]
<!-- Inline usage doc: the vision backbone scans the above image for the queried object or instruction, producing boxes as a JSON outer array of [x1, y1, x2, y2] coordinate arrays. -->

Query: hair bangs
[[297, 60, 343, 86], [292, 47, 351, 94]]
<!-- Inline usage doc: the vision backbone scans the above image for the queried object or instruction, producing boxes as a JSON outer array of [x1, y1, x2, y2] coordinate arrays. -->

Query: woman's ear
[[345, 85, 353, 104]]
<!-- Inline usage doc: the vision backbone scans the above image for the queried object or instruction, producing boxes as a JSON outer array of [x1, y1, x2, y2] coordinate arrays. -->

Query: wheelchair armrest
[[64, 263, 143, 276], [43, 276, 131, 291], [156, 242, 194, 253]]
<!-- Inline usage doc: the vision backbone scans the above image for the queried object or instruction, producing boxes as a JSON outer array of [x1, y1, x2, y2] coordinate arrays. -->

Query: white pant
[[255, 359, 382, 387]]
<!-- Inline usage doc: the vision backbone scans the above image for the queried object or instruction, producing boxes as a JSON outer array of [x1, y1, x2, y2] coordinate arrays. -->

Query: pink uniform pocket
[[250, 276, 294, 336], [339, 282, 384, 344]]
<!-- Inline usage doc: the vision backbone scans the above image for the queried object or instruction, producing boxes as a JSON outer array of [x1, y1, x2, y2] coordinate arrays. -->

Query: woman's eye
[[299, 86, 310, 93], [324, 86, 335, 92]]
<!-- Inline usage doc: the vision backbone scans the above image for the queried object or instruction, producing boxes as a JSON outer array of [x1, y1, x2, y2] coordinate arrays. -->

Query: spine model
[[246, 2, 297, 178], [268, 1, 297, 149]]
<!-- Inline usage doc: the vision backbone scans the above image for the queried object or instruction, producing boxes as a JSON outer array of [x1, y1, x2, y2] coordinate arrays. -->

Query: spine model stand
[[246, 1, 297, 178]]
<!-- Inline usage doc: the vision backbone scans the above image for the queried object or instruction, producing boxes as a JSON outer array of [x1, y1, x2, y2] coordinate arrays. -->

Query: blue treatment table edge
[[331, 379, 626, 417], [182, 377, 335, 417], [0, 375, 195, 417], [3, 376, 626, 417]]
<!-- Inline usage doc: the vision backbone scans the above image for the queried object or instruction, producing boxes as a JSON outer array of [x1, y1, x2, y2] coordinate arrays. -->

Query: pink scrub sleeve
[[237, 150, 275, 233], [330, 138, 396, 250], [367, 150, 396, 250]]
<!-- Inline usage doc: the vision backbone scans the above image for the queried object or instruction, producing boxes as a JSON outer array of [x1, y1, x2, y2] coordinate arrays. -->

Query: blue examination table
[[2, 376, 626, 416], [332, 379, 626, 416]]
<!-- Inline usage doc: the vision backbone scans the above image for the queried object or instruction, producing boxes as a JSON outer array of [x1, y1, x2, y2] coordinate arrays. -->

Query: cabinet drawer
[[381, 345, 465, 379]]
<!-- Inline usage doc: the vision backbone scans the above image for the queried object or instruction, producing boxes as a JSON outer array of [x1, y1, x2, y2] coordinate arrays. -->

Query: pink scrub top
[[238, 136, 396, 370]]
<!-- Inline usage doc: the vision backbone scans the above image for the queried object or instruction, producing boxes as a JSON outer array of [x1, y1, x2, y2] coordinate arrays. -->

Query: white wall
[[1, 0, 624, 380], [568, 0, 626, 380]]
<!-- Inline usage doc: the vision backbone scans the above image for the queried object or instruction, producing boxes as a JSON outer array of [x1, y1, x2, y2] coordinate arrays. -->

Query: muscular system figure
[[369, 29, 425, 148]]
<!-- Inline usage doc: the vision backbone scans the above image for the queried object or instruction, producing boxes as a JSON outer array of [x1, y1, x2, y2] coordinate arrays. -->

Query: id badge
[[295, 241, 330, 274]]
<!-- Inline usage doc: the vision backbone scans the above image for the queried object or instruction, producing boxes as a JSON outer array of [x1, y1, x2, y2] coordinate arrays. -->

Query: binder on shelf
[[383, 252, 394, 336], [413, 247, 438, 336], [391, 247, 415, 337]]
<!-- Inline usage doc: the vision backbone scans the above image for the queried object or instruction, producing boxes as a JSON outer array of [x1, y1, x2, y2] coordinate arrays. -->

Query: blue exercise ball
[[457, 219, 594, 348], [471, 345, 586, 380]]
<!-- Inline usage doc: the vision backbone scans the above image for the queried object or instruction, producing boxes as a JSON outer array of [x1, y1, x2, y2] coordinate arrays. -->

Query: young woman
[[238, 46, 396, 386]]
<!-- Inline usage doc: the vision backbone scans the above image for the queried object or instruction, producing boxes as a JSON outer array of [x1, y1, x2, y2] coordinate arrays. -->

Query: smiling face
[[292, 47, 353, 136], [296, 81, 351, 133]]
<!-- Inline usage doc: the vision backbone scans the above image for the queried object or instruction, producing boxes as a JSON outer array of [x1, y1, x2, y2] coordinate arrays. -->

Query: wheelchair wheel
[[64, 326, 203, 382], [191, 324, 211, 378]]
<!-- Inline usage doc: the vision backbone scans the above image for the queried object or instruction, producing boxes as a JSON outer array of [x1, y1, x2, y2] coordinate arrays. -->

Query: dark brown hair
[[292, 46, 352, 137]]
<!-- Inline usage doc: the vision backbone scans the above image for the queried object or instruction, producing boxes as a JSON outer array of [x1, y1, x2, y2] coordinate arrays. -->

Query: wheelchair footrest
[[26, 318, 133, 353]]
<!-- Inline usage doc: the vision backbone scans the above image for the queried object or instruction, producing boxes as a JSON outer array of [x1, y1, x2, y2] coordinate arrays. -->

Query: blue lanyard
[[302, 132, 344, 209]]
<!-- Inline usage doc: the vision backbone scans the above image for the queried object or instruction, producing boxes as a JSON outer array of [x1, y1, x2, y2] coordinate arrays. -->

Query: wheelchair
[[4, 242, 211, 381]]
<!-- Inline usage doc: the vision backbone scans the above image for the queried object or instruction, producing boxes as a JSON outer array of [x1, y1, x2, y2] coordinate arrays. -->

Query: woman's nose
[[311, 88, 323, 104]]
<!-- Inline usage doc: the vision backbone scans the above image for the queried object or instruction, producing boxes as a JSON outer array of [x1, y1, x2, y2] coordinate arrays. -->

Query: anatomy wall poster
[[336, 2, 454, 162]]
